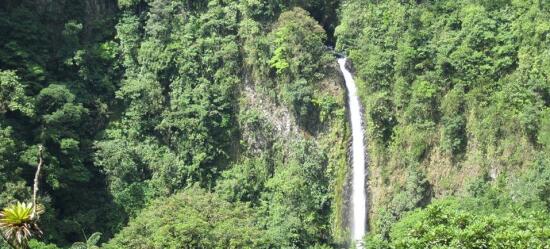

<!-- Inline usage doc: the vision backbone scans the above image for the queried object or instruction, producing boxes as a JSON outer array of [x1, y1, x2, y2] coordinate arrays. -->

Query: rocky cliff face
[[238, 61, 352, 243], [238, 62, 347, 149]]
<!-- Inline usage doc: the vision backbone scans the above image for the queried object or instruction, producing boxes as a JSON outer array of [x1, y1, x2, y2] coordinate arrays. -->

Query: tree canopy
[[0, 0, 548, 248]]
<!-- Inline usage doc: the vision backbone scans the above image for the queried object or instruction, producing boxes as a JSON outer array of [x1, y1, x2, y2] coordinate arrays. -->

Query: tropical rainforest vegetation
[[337, 0, 550, 247], [0, 0, 548, 248]]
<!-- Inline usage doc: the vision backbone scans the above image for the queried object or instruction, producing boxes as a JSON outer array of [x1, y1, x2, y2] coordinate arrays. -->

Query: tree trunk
[[31, 145, 44, 220]]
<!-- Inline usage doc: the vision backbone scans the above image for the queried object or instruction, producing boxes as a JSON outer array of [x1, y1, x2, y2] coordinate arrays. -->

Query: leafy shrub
[[389, 199, 550, 249], [268, 7, 330, 126], [104, 187, 270, 249]]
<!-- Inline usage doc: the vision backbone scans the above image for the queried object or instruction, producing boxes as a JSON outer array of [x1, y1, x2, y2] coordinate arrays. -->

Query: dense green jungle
[[0, 0, 549, 248]]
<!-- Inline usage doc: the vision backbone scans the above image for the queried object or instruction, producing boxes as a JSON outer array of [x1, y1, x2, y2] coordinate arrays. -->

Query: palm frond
[[86, 232, 102, 246], [70, 242, 87, 249]]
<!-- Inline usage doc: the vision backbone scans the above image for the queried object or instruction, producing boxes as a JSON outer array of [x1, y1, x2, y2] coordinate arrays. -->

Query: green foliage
[[0, 203, 33, 227], [0, 202, 42, 248], [18, 0, 550, 248], [93, 1, 342, 247], [0, 71, 32, 116], [337, 0, 550, 160], [511, 155, 550, 210], [215, 155, 271, 204], [282, 78, 316, 122], [28, 240, 60, 249], [217, 111, 340, 247], [538, 109, 550, 150], [0, 0, 345, 247], [440, 86, 467, 155], [376, 167, 431, 237], [387, 198, 550, 249], [116, 0, 141, 9], [368, 93, 396, 143], [69, 232, 101, 249], [313, 94, 339, 123], [268, 7, 331, 126], [337, 0, 550, 240], [269, 7, 327, 76], [262, 139, 331, 248], [104, 187, 270, 249], [0, 125, 28, 210], [0, 0, 122, 245], [96, 0, 243, 218]]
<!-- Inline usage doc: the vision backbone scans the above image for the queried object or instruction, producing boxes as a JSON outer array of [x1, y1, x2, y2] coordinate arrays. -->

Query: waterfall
[[338, 57, 367, 248]]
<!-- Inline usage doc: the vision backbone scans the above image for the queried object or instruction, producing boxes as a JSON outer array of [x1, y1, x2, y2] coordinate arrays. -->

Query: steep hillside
[[1, 0, 549, 248], [1, 0, 349, 248], [336, 0, 550, 245]]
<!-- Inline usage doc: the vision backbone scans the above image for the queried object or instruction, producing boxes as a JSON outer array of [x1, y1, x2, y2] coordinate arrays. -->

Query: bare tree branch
[[31, 145, 44, 220]]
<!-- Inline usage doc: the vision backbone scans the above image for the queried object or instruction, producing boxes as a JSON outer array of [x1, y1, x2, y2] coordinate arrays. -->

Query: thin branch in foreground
[[31, 145, 44, 220]]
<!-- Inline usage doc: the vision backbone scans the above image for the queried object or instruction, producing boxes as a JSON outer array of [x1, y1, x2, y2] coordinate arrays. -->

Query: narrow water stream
[[338, 57, 367, 248]]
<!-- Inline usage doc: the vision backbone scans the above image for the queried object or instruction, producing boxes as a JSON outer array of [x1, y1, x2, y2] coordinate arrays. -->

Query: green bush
[[389, 199, 550, 249], [104, 187, 270, 249], [268, 7, 330, 126]]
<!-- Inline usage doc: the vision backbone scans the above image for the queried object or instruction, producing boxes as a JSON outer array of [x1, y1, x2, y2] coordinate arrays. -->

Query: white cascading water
[[338, 57, 367, 248]]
